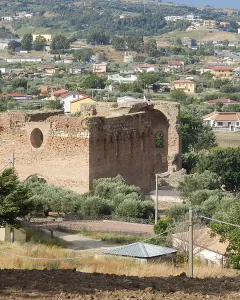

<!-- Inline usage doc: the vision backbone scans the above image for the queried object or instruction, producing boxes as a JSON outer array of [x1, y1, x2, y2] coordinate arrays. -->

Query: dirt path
[[52, 230, 114, 251]]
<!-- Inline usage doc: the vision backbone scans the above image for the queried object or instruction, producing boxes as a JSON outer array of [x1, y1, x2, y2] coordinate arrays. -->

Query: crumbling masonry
[[0, 101, 181, 192]]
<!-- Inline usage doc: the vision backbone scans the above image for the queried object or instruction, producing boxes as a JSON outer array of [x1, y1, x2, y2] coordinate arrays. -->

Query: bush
[[81, 196, 111, 216], [179, 170, 221, 200], [154, 217, 171, 235], [116, 198, 144, 218]]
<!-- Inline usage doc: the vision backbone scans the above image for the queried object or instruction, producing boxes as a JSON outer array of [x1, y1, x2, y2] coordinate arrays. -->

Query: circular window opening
[[30, 128, 43, 148]]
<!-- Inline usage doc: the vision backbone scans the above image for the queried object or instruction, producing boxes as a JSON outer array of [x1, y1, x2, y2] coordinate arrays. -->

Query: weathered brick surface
[[0, 102, 181, 192]]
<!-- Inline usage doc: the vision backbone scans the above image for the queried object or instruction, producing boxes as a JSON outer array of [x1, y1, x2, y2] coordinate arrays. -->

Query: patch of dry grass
[[0, 242, 238, 279], [215, 132, 240, 148]]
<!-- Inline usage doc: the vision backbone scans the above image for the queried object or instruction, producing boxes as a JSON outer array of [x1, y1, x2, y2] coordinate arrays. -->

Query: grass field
[[162, 29, 240, 43], [215, 132, 240, 148], [0, 241, 238, 279]]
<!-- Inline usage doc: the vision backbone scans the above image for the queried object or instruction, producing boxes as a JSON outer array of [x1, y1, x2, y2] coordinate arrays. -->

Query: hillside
[[162, 29, 240, 43], [1, 0, 239, 38], [1, 269, 240, 299]]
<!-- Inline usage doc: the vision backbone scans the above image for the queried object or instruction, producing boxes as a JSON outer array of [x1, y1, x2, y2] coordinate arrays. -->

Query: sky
[[163, 0, 240, 9]]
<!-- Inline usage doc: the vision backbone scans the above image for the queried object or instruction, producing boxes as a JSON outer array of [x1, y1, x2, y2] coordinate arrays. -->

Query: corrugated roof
[[104, 242, 177, 258]]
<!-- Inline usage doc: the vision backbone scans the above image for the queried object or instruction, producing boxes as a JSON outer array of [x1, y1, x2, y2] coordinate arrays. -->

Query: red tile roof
[[212, 66, 233, 71], [203, 112, 240, 121], [41, 65, 55, 69], [205, 98, 239, 104], [7, 93, 25, 97], [51, 89, 68, 96], [168, 61, 183, 66]]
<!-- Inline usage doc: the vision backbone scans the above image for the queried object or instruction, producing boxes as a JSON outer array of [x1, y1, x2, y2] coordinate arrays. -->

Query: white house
[[203, 112, 240, 132], [132, 64, 158, 73], [61, 92, 89, 113], [172, 227, 228, 266], [108, 74, 138, 84]]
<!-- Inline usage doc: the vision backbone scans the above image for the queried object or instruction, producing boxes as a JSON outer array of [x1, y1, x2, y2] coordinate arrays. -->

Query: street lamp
[[155, 174, 159, 224]]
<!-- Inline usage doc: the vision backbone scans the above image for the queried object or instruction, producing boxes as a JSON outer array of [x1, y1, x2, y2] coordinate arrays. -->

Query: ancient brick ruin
[[0, 101, 181, 192]]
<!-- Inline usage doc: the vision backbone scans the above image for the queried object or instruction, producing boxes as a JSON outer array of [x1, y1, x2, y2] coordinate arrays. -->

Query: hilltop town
[[0, 1, 239, 299]]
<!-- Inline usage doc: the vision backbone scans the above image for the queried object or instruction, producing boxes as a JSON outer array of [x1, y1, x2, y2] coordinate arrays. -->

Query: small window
[[156, 132, 164, 149]]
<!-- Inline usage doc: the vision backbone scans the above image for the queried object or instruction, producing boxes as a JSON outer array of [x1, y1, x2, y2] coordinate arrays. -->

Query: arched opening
[[146, 109, 169, 173], [156, 131, 164, 149], [30, 128, 43, 148]]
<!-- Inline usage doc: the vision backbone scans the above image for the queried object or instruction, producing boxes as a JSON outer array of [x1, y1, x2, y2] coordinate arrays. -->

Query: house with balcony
[[203, 112, 240, 132], [171, 79, 196, 94], [92, 62, 107, 74], [41, 65, 59, 75], [211, 66, 233, 78], [164, 61, 184, 73]]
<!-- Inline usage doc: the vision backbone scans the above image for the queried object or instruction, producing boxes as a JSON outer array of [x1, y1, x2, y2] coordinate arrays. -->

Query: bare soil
[[0, 269, 239, 299]]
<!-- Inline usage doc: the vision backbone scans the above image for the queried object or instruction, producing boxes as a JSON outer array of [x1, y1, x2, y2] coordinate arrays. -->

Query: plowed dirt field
[[0, 269, 239, 299]]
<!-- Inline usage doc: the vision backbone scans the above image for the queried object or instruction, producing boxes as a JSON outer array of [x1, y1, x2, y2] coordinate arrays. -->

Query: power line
[[0, 222, 188, 261], [0, 249, 102, 261], [198, 215, 240, 229], [0, 163, 11, 173]]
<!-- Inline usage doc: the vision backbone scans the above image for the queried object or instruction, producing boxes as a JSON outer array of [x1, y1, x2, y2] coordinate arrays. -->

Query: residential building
[[40, 85, 59, 95], [93, 62, 107, 74], [104, 242, 177, 264], [0, 39, 20, 50], [211, 66, 233, 78], [5, 93, 33, 101], [171, 80, 196, 94], [41, 65, 59, 75], [69, 66, 86, 74], [172, 228, 228, 266], [165, 16, 185, 22], [203, 20, 217, 27], [70, 94, 96, 114], [107, 74, 138, 84], [4, 57, 42, 63], [181, 37, 197, 48], [220, 22, 230, 29], [215, 50, 240, 65], [203, 112, 240, 132], [165, 61, 184, 73], [132, 64, 158, 73], [47, 89, 68, 101], [204, 98, 239, 105]]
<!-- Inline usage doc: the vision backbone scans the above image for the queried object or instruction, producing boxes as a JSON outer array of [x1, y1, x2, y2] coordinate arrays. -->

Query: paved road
[[52, 230, 114, 251]]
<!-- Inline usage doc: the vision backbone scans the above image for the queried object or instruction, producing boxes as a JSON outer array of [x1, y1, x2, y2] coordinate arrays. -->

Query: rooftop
[[104, 242, 177, 259], [203, 112, 240, 121], [205, 98, 239, 104]]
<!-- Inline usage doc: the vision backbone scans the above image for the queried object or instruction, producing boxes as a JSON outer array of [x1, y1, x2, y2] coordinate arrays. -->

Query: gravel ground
[[0, 269, 240, 299]]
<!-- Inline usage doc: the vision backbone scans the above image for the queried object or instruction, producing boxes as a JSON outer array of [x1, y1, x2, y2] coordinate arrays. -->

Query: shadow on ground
[[0, 269, 240, 299]]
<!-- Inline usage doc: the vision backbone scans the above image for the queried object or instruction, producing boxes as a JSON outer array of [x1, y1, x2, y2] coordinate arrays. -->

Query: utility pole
[[155, 174, 159, 224], [189, 207, 193, 278]]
